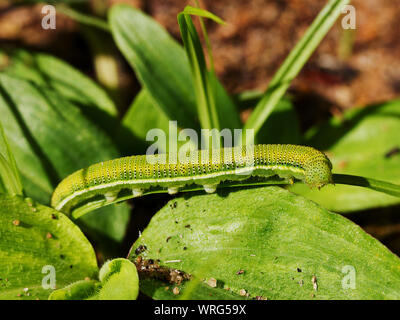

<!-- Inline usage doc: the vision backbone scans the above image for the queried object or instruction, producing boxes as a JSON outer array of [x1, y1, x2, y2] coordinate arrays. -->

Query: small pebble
[[239, 289, 247, 296], [173, 287, 180, 295], [207, 278, 217, 288]]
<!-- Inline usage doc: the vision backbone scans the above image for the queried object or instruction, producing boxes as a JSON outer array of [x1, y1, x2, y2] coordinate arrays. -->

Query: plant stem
[[333, 174, 400, 198]]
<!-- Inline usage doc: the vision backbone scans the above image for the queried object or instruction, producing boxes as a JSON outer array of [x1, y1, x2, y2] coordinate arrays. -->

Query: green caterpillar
[[51, 144, 333, 215]]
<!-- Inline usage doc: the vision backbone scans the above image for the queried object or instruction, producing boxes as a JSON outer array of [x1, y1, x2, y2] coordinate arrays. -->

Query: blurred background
[[1, 0, 400, 258]]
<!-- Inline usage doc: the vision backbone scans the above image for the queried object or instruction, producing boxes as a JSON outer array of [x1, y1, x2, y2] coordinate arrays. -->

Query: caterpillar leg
[[105, 191, 118, 202], [168, 187, 180, 195], [203, 184, 218, 193], [132, 189, 143, 197]]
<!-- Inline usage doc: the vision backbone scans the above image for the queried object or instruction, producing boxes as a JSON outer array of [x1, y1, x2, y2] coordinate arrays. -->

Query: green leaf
[[291, 100, 400, 212], [0, 50, 119, 139], [256, 98, 301, 144], [244, 0, 350, 135], [48, 280, 101, 300], [120, 89, 171, 154], [0, 50, 47, 85], [130, 187, 400, 300], [0, 155, 10, 193], [120, 89, 191, 154], [332, 174, 400, 199], [0, 120, 23, 195], [0, 73, 129, 242], [97, 258, 139, 300], [2, 50, 118, 117], [0, 194, 98, 300], [109, 5, 198, 129], [49, 258, 139, 300], [34, 53, 118, 117]]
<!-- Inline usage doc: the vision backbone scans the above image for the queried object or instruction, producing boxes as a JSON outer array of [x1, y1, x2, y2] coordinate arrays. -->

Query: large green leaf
[[120, 89, 171, 154], [35, 53, 117, 117], [130, 187, 400, 300], [291, 100, 400, 212], [0, 50, 119, 135], [0, 73, 129, 242], [0, 194, 98, 300], [109, 5, 197, 129], [49, 258, 139, 300], [1, 50, 117, 116], [0, 50, 47, 85]]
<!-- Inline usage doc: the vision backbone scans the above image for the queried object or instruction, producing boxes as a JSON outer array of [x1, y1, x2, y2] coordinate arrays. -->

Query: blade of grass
[[186, 3, 223, 73], [183, 5, 226, 25], [184, 3, 226, 72], [178, 12, 220, 136], [180, 5, 241, 138], [244, 0, 350, 136], [56, 5, 110, 32]]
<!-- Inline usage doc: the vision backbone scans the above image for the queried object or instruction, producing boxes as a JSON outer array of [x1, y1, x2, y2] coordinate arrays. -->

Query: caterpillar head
[[304, 156, 333, 189]]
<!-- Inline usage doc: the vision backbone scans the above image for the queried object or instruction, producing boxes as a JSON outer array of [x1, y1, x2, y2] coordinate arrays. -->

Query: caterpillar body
[[51, 144, 333, 215]]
